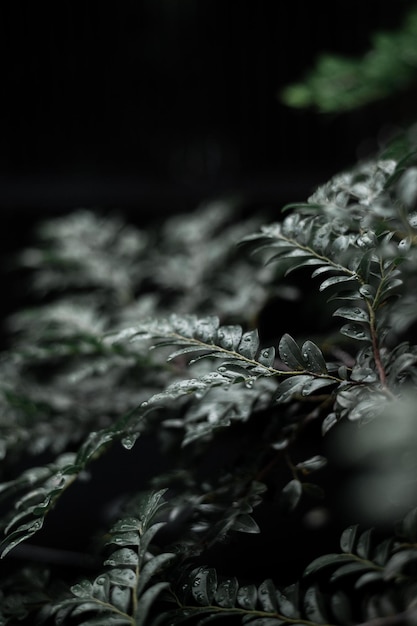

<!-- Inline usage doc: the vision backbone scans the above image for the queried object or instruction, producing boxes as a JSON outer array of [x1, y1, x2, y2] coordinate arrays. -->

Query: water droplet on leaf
[[121, 434, 139, 450]]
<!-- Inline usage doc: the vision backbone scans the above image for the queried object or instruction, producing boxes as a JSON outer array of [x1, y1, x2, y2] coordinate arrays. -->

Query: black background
[[0, 1, 413, 220]]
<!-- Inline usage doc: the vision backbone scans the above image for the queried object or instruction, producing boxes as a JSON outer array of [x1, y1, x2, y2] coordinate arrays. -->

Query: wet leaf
[[237, 584, 257, 610], [257, 579, 278, 612], [238, 330, 260, 359], [258, 346, 276, 367], [214, 577, 238, 608], [296, 456, 327, 475], [319, 275, 357, 292], [135, 582, 170, 626], [217, 326, 243, 351], [339, 323, 371, 341], [304, 554, 355, 577], [340, 525, 359, 553], [279, 479, 302, 513], [136, 553, 176, 597], [231, 514, 260, 534], [190, 567, 217, 606], [278, 334, 305, 370], [274, 375, 313, 403], [330, 561, 374, 582], [104, 548, 139, 567], [301, 340, 328, 373], [303, 584, 328, 622], [333, 306, 369, 323], [356, 528, 374, 559]]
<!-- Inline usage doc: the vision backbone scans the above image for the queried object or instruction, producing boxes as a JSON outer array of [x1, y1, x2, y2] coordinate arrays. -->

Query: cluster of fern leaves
[[1, 128, 417, 624]]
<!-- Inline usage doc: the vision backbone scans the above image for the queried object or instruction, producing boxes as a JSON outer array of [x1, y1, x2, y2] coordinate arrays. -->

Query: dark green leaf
[[276, 584, 299, 619], [110, 585, 131, 613], [237, 584, 257, 610], [333, 306, 369, 323], [104, 548, 139, 567], [136, 552, 176, 597], [257, 579, 278, 612], [373, 538, 394, 566], [231, 514, 260, 534], [190, 567, 217, 605], [330, 590, 353, 626], [238, 330, 260, 359], [274, 375, 313, 403], [354, 571, 383, 588], [278, 334, 304, 370], [217, 326, 242, 351], [340, 525, 359, 553], [303, 585, 328, 622], [279, 480, 302, 513], [400, 507, 417, 543], [257, 346, 276, 367], [356, 528, 373, 559], [304, 554, 355, 577], [301, 341, 328, 373], [339, 323, 371, 341], [214, 578, 238, 608], [319, 275, 357, 292], [330, 561, 374, 582], [299, 376, 335, 396], [135, 582, 170, 626], [194, 317, 220, 342], [284, 258, 324, 276], [384, 549, 417, 580], [296, 456, 327, 475], [107, 568, 137, 588], [321, 412, 338, 435]]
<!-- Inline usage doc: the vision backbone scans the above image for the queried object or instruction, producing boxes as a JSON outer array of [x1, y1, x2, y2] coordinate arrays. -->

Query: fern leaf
[[45, 490, 175, 625]]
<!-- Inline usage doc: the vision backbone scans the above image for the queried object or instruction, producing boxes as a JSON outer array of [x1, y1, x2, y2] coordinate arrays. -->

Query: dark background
[[0, 1, 412, 220]]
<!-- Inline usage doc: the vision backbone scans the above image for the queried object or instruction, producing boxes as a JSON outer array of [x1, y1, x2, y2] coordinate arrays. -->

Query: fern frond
[[44, 490, 175, 626], [0, 409, 148, 557], [107, 316, 340, 405]]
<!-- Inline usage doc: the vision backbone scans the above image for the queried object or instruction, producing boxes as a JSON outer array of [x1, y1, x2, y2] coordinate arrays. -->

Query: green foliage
[[40, 490, 175, 626], [2, 131, 417, 623], [280, 6, 417, 112]]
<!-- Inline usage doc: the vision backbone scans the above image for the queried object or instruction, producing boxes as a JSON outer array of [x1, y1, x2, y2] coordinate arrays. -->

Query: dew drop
[[96, 577, 106, 585], [245, 379, 254, 389], [218, 366, 227, 373], [398, 238, 411, 251], [193, 578, 201, 587], [359, 284, 374, 298], [409, 211, 417, 228], [121, 433, 139, 450], [357, 231, 376, 249]]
